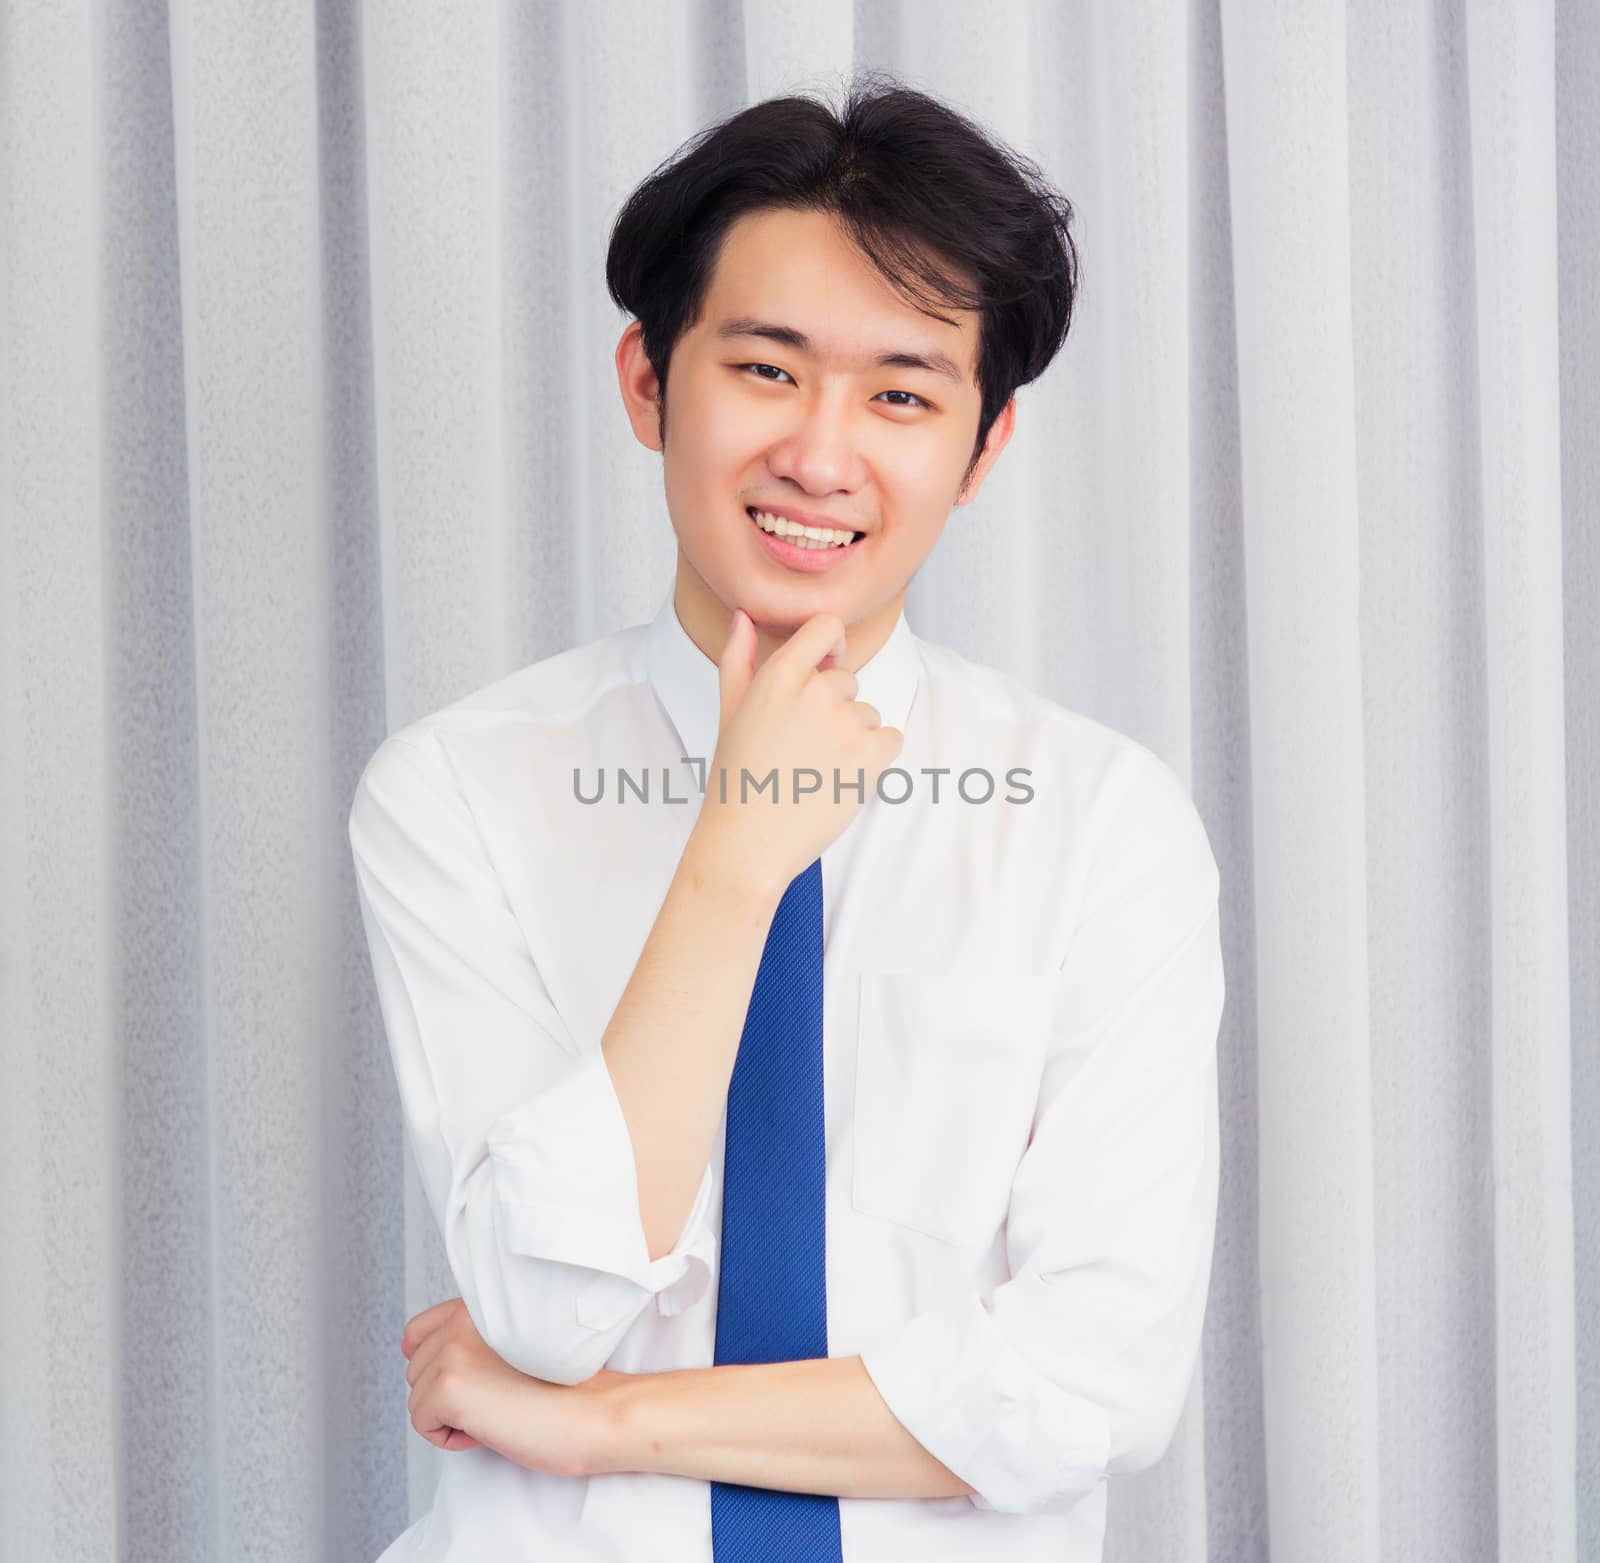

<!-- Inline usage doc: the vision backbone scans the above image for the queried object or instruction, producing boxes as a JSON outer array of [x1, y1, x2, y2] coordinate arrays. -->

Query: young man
[[350, 73, 1224, 1563]]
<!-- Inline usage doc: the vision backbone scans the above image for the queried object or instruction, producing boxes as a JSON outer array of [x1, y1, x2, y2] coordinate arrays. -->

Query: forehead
[[701, 208, 978, 382]]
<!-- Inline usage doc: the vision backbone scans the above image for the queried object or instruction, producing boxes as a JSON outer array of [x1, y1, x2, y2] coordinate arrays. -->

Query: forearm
[[597, 1354, 976, 1501], [602, 828, 782, 1260]]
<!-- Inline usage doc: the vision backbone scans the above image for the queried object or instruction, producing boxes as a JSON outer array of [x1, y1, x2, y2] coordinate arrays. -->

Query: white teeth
[[749, 509, 857, 548]]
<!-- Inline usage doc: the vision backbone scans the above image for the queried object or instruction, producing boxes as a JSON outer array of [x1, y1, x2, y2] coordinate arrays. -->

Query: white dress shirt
[[348, 580, 1225, 1562]]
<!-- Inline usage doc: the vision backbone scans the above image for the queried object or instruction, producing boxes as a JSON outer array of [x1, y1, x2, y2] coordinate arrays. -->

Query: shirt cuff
[[857, 1293, 1111, 1515], [484, 1047, 718, 1323]]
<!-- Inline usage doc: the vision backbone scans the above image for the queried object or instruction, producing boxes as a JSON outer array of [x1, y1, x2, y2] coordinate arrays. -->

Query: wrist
[[682, 823, 788, 910]]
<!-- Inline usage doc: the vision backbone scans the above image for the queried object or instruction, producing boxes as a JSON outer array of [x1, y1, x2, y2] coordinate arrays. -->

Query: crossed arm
[[399, 1293, 973, 1499], [600, 1355, 975, 1498], [601, 1350, 966, 1497]]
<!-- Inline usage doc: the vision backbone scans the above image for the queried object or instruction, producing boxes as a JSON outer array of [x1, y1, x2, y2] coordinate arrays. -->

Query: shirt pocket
[[850, 968, 1057, 1247]]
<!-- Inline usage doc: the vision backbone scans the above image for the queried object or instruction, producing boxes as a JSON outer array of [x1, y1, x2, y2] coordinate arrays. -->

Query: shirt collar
[[644, 579, 923, 774]]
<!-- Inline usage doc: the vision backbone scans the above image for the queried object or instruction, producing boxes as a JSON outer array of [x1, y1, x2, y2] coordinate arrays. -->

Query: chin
[[741, 587, 849, 630]]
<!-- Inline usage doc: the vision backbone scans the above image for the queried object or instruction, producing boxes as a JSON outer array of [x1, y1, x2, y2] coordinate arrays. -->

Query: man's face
[[616, 206, 1014, 666]]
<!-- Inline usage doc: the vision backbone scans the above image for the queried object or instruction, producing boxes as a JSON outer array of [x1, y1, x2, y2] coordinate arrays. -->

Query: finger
[[813, 665, 860, 701], [400, 1304, 445, 1359], [409, 1358, 471, 1449], [815, 610, 850, 673], [401, 1296, 466, 1357], [717, 607, 757, 730], [419, 1425, 482, 1452], [873, 722, 905, 761], [409, 1364, 452, 1441], [404, 1322, 451, 1389], [771, 613, 847, 689]]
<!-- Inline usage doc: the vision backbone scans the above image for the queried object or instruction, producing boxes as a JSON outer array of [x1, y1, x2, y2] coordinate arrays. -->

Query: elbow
[[961, 1284, 1207, 1514], [975, 1389, 1179, 1517], [474, 1259, 671, 1387], [1103, 1364, 1196, 1479], [1106, 1408, 1180, 1481], [471, 1277, 641, 1387], [484, 1320, 613, 1388], [447, 1179, 649, 1388], [1103, 1261, 1214, 1479], [438, 1152, 716, 1390]]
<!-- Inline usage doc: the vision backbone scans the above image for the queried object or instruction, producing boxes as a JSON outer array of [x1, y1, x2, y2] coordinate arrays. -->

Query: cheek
[[665, 387, 758, 487], [702, 393, 782, 473], [881, 443, 962, 506]]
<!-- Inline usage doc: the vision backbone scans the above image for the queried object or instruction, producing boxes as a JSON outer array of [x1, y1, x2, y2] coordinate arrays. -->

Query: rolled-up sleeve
[[856, 747, 1225, 1514], [348, 731, 717, 1386]]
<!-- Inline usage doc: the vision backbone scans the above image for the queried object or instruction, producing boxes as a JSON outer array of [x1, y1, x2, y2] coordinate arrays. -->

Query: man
[[350, 71, 1224, 1563]]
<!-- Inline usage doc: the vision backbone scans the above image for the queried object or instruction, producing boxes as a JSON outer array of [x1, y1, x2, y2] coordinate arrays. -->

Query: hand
[[690, 608, 903, 895], [400, 1297, 624, 1478]]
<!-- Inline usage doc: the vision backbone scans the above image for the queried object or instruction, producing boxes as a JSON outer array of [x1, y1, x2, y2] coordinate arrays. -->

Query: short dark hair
[[605, 69, 1080, 491]]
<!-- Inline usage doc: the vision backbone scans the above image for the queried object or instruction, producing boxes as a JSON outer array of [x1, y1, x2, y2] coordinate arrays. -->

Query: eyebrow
[[713, 316, 967, 385]]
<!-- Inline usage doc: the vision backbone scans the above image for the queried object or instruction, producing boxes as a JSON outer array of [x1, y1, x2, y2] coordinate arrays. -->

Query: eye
[[736, 364, 932, 410]]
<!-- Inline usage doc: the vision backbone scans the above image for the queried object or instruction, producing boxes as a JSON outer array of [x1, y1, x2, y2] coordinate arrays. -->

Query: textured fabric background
[[1, 2, 1594, 1560]]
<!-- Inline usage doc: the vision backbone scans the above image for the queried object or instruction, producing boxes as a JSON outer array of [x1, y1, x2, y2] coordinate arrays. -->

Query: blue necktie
[[711, 855, 842, 1560]]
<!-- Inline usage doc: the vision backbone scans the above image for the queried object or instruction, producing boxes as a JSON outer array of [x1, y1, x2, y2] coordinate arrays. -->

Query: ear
[[955, 396, 1017, 506], [614, 320, 665, 452]]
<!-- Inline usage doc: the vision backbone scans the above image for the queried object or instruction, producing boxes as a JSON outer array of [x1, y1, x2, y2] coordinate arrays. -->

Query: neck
[[673, 551, 902, 676]]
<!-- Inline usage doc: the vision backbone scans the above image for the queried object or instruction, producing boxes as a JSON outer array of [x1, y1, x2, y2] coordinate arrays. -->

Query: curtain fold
[[1, 2, 1592, 1560], [1464, 4, 1577, 1559]]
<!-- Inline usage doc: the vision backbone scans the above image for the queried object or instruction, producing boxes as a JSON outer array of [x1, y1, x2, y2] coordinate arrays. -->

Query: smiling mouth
[[745, 507, 865, 546]]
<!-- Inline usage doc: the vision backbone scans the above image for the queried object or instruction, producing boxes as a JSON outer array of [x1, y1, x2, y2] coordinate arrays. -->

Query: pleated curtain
[[1, 2, 1594, 1560]]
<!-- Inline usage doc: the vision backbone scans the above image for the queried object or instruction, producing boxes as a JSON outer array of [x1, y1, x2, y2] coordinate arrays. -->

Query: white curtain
[[2, 2, 1593, 1559]]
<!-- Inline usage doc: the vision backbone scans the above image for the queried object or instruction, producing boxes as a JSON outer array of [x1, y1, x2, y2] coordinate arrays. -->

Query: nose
[[761, 391, 867, 498]]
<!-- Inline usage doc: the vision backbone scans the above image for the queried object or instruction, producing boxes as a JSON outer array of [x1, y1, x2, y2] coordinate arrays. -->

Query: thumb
[[717, 607, 757, 729]]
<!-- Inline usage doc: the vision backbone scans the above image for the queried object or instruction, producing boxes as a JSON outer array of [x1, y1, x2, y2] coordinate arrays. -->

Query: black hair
[[604, 68, 1080, 492]]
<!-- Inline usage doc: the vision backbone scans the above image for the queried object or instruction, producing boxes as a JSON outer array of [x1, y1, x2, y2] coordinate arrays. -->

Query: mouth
[[745, 506, 865, 550]]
